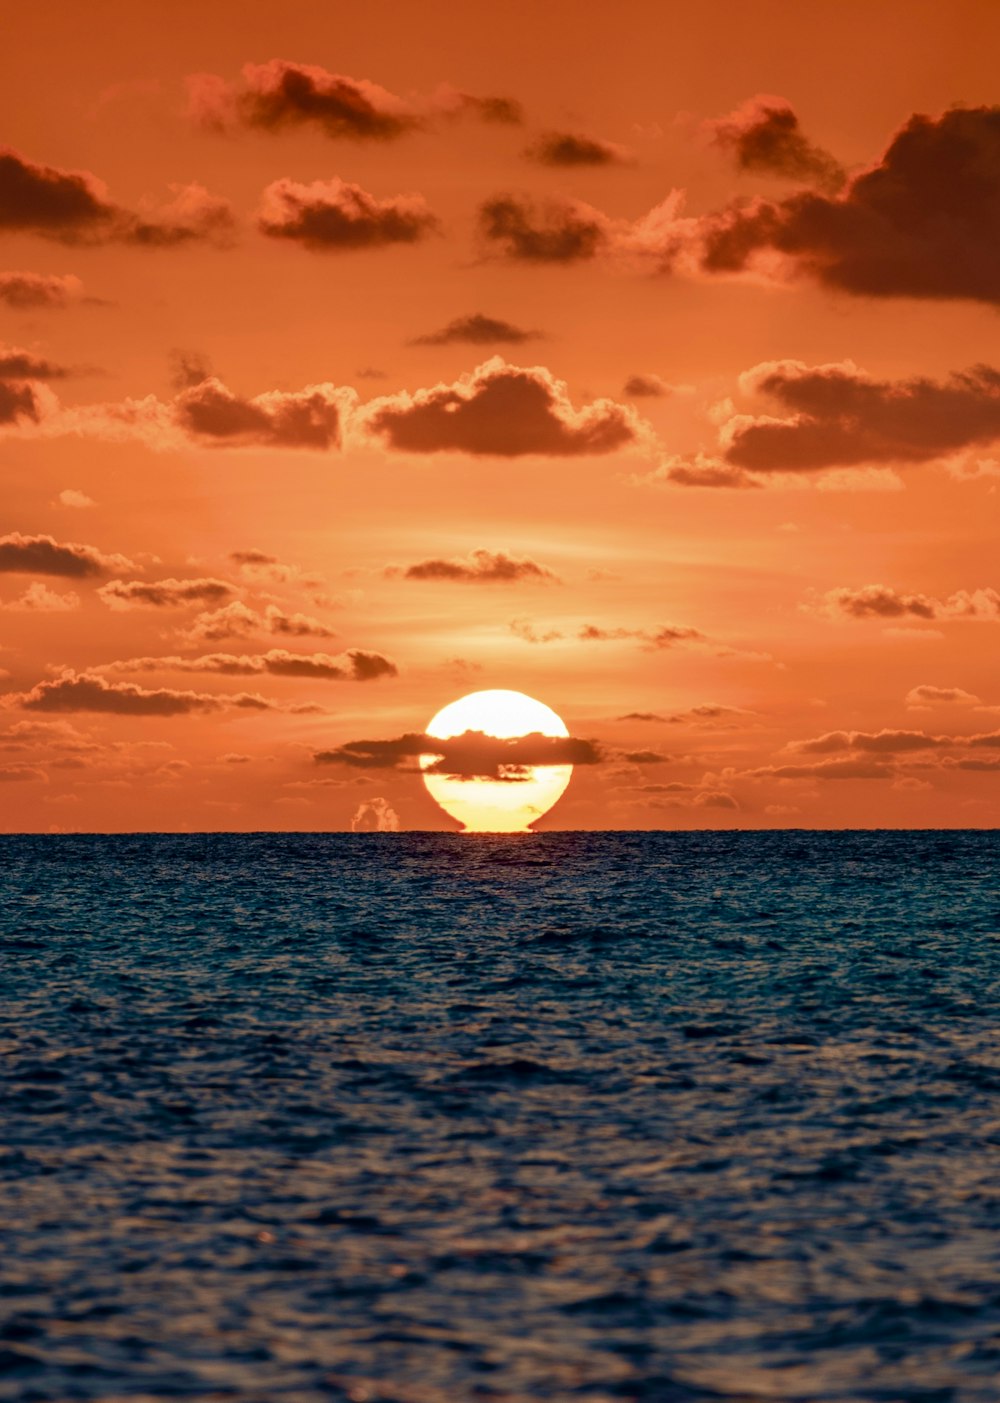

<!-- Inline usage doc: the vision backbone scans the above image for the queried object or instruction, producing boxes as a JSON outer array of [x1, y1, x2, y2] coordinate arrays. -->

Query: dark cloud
[[579, 622, 704, 647], [0, 271, 83, 309], [174, 375, 344, 448], [0, 380, 41, 424], [655, 457, 760, 489], [623, 749, 670, 764], [315, 729, 602, 780], [0, 346, 70, 380], [0, 764, 46, 782], [479, 195, 611, 262], [108, 648, 396, 682], [363, 357, 641, 457], [617, 711, 666, 722], [16, 671, 273, 716], [410, 313, 540, 347], [0, 148, 235, 247], [396, 549, 558, 584], [524, 132, 631, 167], [699, 106, 1000, 304], [822, 584, 1000, 621], [229, 549, 278, 566], [707, 95, 845, 189], [188, 62, 522, 140], [725, 361, 1000, 472], [623, 374, 669, 398], [258, 177, 438, 251], [97, 577, 233, 608], [0, 532, 130, 578]]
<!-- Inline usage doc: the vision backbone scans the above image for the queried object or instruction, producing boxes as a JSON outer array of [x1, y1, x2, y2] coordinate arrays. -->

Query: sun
[[422, 689, 572, 833]]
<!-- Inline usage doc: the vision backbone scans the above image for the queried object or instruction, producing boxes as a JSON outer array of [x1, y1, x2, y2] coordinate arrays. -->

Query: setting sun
[[421, 690, 572, 832]]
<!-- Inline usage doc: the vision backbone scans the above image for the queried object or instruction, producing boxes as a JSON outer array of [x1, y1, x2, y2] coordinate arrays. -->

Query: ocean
[[2, 831, 999, 1402]]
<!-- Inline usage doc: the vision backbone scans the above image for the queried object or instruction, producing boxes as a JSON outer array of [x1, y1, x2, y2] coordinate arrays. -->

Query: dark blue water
[[2, 832, 999, 1402]]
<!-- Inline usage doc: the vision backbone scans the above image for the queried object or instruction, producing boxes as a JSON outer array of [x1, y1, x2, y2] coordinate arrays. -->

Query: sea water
[[2, 831, 999, 1401]]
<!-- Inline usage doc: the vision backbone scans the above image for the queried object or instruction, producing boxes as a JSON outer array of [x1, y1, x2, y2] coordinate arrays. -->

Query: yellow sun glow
[[422, 689, 572, 833]]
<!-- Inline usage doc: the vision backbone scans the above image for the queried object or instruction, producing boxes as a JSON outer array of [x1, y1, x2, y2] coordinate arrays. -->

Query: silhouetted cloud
[[14, 671, 274, 715], [315, 729, 602, 780], [0, 764, 47, 782], [524, 131, 632, 166], [623, 374, 669, 397], [698, 105, 1000, 304], [97, 577, 233, 608], [0, 271, 83, 309], [724, 361, 1000, 472], [394, 549, 558, 583], [792, 729, 949, 754], [180, 601, 337, 642], [0, 380, 41, 424], [479, 195, 612, 262], [0, 346, 70, 380], [258, 177, 438, 251], [0, 532, 131, 578], [187, 61, 521, 139], [175, 375, 345, 448], [750, 758, 894, 781], [693, 790, 740, 810], [107, 648, 396, 681], [707, 95, 845, 189], [822, 584, 1000, 622], [410, 312, 540, 346], [0, 148, 235, 247], [362, 357, 643, 456]]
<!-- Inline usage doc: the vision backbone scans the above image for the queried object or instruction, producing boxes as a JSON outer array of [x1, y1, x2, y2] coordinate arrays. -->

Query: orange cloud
[[0, 532, 132, 578], [393, 549, 558, 583], [0, 271, 84, 309], [13, 671, 275, 715], [0, 147, 235, 247], [362, 358, 645, 456], [523, 131, 632, 167], [706, 95, 845, 189], [410, 313, 541, 347], [97, 577, 233, 609], [105, 648, 397, 681], [258, 178, 438, 252]]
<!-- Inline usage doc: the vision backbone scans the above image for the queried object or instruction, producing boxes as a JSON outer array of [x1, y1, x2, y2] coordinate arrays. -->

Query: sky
[[2, 0, 1000, 832]]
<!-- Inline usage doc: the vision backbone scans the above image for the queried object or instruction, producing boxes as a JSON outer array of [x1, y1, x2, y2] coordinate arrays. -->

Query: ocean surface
[[2, 831, 999, 1403]]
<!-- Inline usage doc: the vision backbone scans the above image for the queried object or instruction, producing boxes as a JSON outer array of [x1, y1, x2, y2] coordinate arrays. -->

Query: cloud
[[723, 361, 1000, 472], [98, 577, 233, 609], [693, 790, 740, 810], [180, 600, 337, 642], [12, 670, 274, 716], [57, 489, 94, 508], [750, 758, 895, 781], [822, 585, 1000, 622], [524, 131, 632, 167], [706, 95, 845, 189], [0, 271, 84, 309], [478, 194, 613, 262], [509, 617, 564, 644], [578, 622, 704, 647], [258, 177, 438, 251], [315, 729, 602, 780], [362, 357, 644, 456], [647, 454, 760, 489], [0, 764, 47, 782], [174, 374, 346, 448], [394, 549, 558, 584], [623, 374, 669, 398], [410, 312, 541, 346], [792, 729, 949, 755], [0, 380, 42, 425], [0, 148, 235, 247], [351, 797, 400, 832], [187, 61, 521, 140], [0, 532, 131, 578], [906, 685, 981, 707], [1, 582, 80, 612], [697, 105, 1000, 304], [0, 345, 70, 379], [106, 648, 396, 682]]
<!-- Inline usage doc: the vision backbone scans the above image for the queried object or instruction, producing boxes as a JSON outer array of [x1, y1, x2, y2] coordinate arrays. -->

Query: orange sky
[[2, 0, 1000, 832]]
